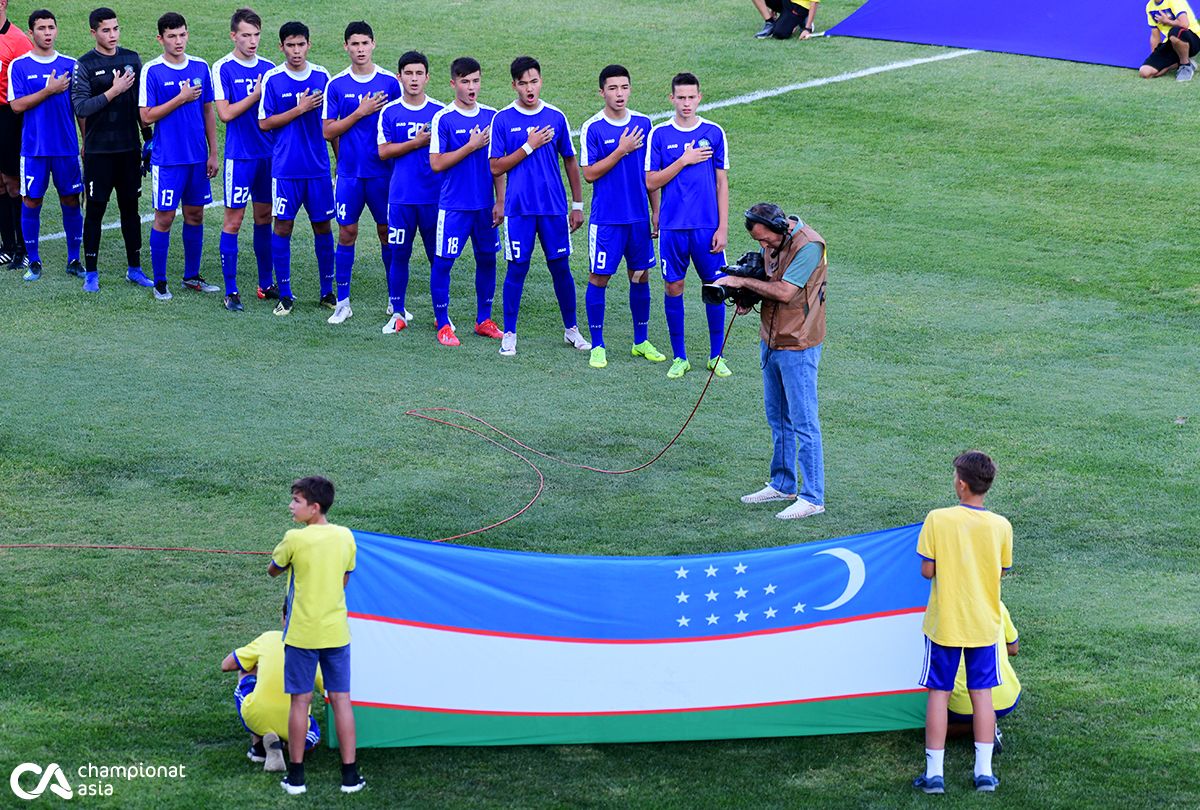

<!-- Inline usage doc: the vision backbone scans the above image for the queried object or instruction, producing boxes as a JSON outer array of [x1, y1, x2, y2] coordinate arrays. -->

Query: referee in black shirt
[[70, 7, 153, 286]]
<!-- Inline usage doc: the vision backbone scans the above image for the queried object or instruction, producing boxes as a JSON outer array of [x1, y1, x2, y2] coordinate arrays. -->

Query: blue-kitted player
[[139, 11, 218, 302], [577, 64, 665, 369], [489, 55, 590, 358], [211, 7, 274, 313], [321, 21, 399, 326], [258, 20, 334, 317], [427, 57, 503, 347], [8, 10, 84, 286], [376, 51, 441, 334], [645, 72, 730, 380]]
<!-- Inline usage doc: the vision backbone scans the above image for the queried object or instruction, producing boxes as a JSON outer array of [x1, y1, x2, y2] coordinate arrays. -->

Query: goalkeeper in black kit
[[70, 7, 153, 287]]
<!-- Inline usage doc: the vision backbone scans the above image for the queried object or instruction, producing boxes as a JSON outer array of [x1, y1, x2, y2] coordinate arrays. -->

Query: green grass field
[[1, 0, 1198, 806]]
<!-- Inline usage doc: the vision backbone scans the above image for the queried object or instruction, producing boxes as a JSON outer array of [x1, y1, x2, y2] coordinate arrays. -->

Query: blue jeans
[[761, 341, 824, 505]]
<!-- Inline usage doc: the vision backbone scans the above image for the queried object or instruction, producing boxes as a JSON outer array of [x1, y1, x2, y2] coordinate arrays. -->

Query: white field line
[[43, 49, 976, 242]]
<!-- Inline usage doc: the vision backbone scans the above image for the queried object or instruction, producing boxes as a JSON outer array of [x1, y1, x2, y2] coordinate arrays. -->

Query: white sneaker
[[564, 325, 592, 351], [327, 300, 352, 324], [382, 313, 407, 334], [384, 303, 414, 322], [740, 484, 796, 504], [499, 331, 517, 356], [263, 732, 285, 772], [776, 498, 825, 520]]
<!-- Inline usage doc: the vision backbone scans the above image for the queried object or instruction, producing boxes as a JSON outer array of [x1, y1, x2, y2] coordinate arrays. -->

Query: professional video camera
[[701, 251, 768, 308]]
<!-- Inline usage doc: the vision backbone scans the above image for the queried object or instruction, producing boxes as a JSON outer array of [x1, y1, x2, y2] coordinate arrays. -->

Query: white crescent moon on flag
[[812, 548, 866, 611]]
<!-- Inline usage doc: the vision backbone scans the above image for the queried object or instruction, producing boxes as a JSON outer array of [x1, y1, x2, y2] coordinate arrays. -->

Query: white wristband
[[571, 202, 584, 212], [521, 143, 534, 156]]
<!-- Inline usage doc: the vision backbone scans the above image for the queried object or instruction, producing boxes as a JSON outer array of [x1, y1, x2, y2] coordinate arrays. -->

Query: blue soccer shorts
[[335, 176, 389, 227], [435, 208, 499, 259], [272, 177, 335, 223], [919, 637, 1002, 692], [588, 222, 655, 275], [20, 155, 83, 199], [223, 157, 271, 209], [387, 202, 438, 262], [502, 214, 571, 264], [284, 643, 351, 694], [659, 227, 727, 283], [151, 163, 213, 211]]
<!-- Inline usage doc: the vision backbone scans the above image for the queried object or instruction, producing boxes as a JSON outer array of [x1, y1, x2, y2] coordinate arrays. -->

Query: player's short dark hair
[[230, 8, 261, 33], [292, 476, 335, 514], [510, 55, 540, 81], [953, 451, 997, 496], [598, 64, 630, 89], [671, 72, 700, 92], [343, 20, 373, 42], [279, 21, 309, 44], [157, 12, 187, 35], [89, 7, 117, 30], [398, 51, 428, 73], [450, 56, 480, 80], [28, 9, 56, 28]]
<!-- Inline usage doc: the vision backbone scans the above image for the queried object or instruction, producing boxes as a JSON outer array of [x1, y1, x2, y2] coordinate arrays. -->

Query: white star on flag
[[734, 563, 748, 574], [706, 614, 719, 625], [734, 587, 748, 599], [676, 592, 689, 603], [705, 590, 718, 602], [764, 584, 777, 595], [675, 566, 688, 579], [705, 565, 718, 577], [793, 602, 806, 613], [735, 610, 749, 622], [677, 616, 690, 627], [764, 607, 778, 618]]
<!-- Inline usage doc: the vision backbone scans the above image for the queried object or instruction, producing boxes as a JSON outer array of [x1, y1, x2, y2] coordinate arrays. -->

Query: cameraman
[[719, 203, 827, 520]]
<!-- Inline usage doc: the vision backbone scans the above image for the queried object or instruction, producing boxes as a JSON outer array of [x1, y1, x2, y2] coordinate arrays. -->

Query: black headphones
[[743, 204, 790, 235]]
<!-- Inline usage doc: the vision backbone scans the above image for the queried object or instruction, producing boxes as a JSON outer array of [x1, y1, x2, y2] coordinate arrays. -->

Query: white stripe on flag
[[349, 610, 925, 715]]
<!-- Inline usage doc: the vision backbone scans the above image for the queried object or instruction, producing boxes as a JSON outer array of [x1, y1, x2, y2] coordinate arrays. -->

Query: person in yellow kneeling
[[948, 601, 1021, 753]]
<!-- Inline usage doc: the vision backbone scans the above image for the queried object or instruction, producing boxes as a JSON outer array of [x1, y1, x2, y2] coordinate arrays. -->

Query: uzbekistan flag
[[338, 524, 929, 747]]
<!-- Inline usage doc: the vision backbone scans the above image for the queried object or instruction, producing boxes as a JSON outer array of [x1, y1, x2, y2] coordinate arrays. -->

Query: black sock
[[341, 762, 360, 783], [11, 194, 22, 254], [0, 194, 14, 253], [286, 762, 304, 785]]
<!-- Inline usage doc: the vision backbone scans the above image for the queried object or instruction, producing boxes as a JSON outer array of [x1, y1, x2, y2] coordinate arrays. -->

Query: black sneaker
[[0, 250, 13, 267], [280, 775, 306, 796], [246, 741, 266, 764], [994, 724, 1004, 755], [65, 259, 85, 278], [256, 283, 279, 300], [273, 296, 294, 316], [341, 775, 366, 794], [10, 252, 29, 271], [182, 276, 220, 293], [319, 292, 337, 309], [755, 18, 776, 38], [224, 293, 244, 312]]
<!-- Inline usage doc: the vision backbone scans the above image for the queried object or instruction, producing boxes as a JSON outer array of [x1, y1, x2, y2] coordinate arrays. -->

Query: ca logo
[[10, 763, 73, 801]]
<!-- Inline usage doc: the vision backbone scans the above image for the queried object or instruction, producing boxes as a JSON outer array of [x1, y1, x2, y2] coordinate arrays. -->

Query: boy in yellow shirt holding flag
[[913, 451, 1012, 794]]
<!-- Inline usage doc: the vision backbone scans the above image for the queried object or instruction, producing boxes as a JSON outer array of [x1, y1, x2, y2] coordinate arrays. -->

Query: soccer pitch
[[0, 0, 1197, 806]]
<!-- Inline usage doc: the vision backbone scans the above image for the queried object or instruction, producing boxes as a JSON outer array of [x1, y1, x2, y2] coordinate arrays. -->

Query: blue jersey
[[645, 117, 729, 231], [323, 65, 399, 179], [138, 55, 214, 166], [7, 52, 78, 157], [259, 62, 331, 180], [211, 52, 274, 160], [578, 110, 652, 225], [489, 102, 574, 217], [377, 96, 442, 206], [429, 102, 496, 211]]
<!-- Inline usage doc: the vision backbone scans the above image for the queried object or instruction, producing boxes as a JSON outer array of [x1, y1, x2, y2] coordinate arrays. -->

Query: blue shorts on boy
[[224, 157, 271, 209], [152, 163, 213, 211], [335, 175, 389, 227], [659, 228, 726, 283], [272, 177, 335, 223], [588, 222, 655, 275], [503, 215, 571, 263], [436, 208, 499, 258], [20, 156, 83, 199], [389, 202, 437, 258], [919, 637, 1001, 692], [284, 644, 351, 695]]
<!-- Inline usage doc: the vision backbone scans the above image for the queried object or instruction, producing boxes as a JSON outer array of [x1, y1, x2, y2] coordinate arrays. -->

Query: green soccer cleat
[[631, 340, 666, 362], [589, 346, 608, 368], [667, 357, 691, 379], [707, 355, 732, 377]]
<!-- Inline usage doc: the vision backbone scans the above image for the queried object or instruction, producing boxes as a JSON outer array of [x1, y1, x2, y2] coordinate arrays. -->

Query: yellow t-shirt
[[917, 504, 1013, 647], [1146, 0, 1200, 37], [948, 602, 1020, 715], [792, 0, 817, 10], [272, 523, 357, 649], [234, 630, 324, 740]]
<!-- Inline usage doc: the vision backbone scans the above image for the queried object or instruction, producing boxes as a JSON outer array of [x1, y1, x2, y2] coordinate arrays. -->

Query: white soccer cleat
[[382, 313, 407, 334], [740, 484, 796, 504], [564, 326, 591, 351], [327, 300, 352, 325], [776, 498, 826, 520], [499, 331, 517, 356]]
